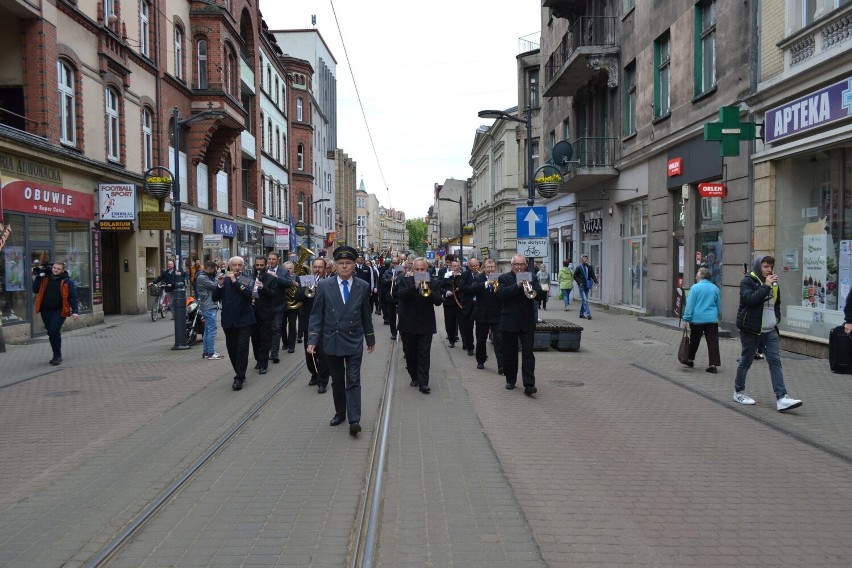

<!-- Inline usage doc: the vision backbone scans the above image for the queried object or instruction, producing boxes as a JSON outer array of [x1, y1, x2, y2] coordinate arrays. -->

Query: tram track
[[84, 337, 400, 568]]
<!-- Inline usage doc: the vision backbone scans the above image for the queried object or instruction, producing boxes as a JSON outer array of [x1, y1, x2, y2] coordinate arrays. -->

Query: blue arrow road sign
[[516, 206, 548, 239]]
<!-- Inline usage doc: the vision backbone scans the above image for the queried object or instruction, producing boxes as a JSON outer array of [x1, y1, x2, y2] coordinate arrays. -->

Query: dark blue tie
[[342, 279, 349, 303]]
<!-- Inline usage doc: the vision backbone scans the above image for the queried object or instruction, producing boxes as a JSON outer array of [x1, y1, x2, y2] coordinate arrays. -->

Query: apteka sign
[[765, 77, 852, 143]]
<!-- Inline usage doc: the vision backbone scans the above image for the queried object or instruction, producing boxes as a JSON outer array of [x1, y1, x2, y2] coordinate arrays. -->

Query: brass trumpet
[[304, 276, 317, 298], [490, 278, 500, 293], [420, 280, 432, 297], [522, 280, 537, 299]]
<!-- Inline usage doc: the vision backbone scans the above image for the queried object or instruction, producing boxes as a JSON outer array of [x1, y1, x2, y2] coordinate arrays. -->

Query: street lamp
[[170, 106, 226, 350], [306, 198, 330, 253], [478, 108, 534, 207], [439, 196, 463, 260]]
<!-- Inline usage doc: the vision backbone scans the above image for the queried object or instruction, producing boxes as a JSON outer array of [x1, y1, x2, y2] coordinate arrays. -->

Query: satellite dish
[[552, 140, 574, 171]]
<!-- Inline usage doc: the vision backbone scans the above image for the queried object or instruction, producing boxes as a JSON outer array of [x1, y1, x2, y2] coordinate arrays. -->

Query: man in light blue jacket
[[682, 267, 722, 373]]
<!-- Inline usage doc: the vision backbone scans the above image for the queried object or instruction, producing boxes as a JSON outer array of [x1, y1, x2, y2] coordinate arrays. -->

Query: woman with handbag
[[682, 267, 722, 373], [536, 263, 551, 310]]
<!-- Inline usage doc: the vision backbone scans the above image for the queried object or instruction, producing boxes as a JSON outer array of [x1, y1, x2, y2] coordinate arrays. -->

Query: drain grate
[[550, 379, 584, 387], [45, 390, 82, 397], [137, 376, 167, 382]]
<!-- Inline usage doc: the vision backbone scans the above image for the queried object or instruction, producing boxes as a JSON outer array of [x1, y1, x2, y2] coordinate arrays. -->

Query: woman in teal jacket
[[682, 266, 721, 372]]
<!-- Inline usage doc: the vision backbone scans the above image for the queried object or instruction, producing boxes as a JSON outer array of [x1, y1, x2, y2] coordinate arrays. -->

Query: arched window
[[139, 1, 150, 57], [281, 132, 287, 166], [298, 192, 305, 222], [197, 39, 208, 89], [224, 45, 236, 95], [105, 87, 121, 161], [297, 143, 304, 170], [57, 60, 76, 145], [142, 107, 153, 170], [259, 112, 265, 151], [174, 25, 184, 80], [274, 76, 279, 105], [296, 97, 303, 121], [267, 118, 273, 152]]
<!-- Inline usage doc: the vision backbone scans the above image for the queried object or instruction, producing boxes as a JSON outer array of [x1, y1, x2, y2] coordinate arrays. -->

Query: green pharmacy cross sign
[[703, 106, 757, 157]]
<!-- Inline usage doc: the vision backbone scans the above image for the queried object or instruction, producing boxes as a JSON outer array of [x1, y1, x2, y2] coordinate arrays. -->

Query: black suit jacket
[[252, 271, 281, 322], [496, 271, 543, 332], [470, 273, 502, 324], [395, 276, 443, 335], [267, 264, 294, 313], [213, 276, 256, 328], [456, 269, 477, 316]]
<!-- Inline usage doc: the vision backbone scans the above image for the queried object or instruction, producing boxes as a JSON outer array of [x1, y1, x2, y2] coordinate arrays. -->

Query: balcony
[[777, 4, 852, 79], [240, 56, 255, 94], [559, 137, 618, 193], [543, 16, 619, 97]]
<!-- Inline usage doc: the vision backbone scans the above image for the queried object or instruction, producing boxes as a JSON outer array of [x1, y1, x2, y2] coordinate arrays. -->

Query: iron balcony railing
[[545, 16, 618, 83], [566, 137, 616, 169]]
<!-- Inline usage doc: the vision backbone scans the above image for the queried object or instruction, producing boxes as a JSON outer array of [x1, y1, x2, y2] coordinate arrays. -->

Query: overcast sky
[[258, 0, 541, 222]]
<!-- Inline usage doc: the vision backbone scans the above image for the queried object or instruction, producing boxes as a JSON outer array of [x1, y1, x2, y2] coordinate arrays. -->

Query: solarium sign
[[764, 77, 852, 143]]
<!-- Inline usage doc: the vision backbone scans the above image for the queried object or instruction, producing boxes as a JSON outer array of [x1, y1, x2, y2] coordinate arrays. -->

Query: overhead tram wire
[[328, 0, 394, 209]]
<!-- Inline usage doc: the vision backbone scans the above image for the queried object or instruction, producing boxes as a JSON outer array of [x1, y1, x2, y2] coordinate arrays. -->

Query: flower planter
[[146, 182, 172, 199], [536, 182, 560, 199]]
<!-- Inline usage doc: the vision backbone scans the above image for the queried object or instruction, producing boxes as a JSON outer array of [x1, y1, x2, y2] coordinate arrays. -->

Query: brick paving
[[0, 305, 851, 566]]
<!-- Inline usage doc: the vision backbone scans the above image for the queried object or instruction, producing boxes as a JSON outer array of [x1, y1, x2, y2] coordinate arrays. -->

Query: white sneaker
[[206, 352, 225, 360], [776, 395, 802, 412], [733, 391, 756, 405]]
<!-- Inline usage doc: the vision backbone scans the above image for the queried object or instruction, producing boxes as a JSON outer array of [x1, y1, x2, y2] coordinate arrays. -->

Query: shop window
[[696, 194, 723, 288], [0, 214, 29, 325], [54, 223, 92, 312]]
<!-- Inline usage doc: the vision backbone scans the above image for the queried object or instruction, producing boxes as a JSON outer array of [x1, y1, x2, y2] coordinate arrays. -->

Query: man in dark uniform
[[439, 258, 462, 347], [282, 261, 300, 353], [266, 252, 294, 363], [471, 258, 504, 373], [497, 254, 545, 396], [296, 257, 330, 392], [307, 246, 376, 436], [381, 256, 401, 338], [250, 256, 281, 375], [213, 256, 256, 391], [395, 256, 443, 393], [456, 257, 479, 356], [354, 253, 374, 292]]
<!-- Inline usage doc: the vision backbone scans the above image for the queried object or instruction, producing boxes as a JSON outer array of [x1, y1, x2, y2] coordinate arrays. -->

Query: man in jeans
[[573, 254, 597, 320], [733, 254, 803, 412], [195, 260, 223, 360]]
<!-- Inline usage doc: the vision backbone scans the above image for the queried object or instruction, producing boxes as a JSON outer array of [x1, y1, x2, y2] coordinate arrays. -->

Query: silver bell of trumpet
[[304, 277, 317, 298], [522, 280, 537, 299]]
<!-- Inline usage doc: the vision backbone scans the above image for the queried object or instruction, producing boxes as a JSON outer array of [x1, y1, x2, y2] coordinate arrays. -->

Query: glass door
[[622, 237, 646, 307]]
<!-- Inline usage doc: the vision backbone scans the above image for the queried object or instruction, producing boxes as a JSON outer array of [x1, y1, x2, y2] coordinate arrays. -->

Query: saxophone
[[286, 245, 314, 311]]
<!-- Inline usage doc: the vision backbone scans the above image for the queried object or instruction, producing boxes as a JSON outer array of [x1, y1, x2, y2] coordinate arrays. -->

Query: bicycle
[[148, 283, 171, 321]]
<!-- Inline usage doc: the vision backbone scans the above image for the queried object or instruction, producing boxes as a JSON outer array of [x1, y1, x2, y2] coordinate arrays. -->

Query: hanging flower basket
[[534, 167, 562, 199], [463, 223, 475, 235], [144, 176, 173, 199]]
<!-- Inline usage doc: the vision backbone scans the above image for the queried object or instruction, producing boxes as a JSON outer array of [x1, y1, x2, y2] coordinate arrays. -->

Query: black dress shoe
[[586, 316, 592, 320], [254, 363, 261, 369], [317, 385, 327, 393], [330, 414, 345, 426], [232, 378, 244, 391], [258, 368, 268, 375], [419, 385, 431, 394], [467, 349, 474, 356], [50, 357, 62, 366], [309, 375, 318, 386], [448, 341, 455, 348], [498, 367, 505, 376], [505, 383, 515, 390], [410, 380, 418, 387], [272, 357, 280, 364], [390, 334, 397, 340], [524, 385, 537, 396], [476, 363, 485, 369], [349, 422, 361, 435], [297, 337, 302, 343]]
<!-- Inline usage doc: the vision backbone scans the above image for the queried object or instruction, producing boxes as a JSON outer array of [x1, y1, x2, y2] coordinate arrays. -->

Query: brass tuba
[[286, 245, 314, 311]]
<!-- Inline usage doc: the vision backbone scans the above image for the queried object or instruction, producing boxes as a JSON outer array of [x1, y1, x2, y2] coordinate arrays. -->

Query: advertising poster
[[3, 245, 25, 291], [797, 219, 838, 324], [839, 240, 852, 313], [98, 183, 136, 220]]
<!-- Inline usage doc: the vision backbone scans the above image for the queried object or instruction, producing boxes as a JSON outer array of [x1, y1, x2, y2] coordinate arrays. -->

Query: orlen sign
[[698, 182, 726, 198], [667, 157, 683, 177], [0, 179, 94, 220]]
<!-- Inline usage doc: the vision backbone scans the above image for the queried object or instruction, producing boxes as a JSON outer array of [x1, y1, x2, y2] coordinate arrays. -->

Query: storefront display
[[775, 147, 851, 338]]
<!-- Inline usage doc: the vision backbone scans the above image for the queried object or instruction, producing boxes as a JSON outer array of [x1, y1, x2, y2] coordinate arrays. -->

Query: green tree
[[407, 218, 427, 256]]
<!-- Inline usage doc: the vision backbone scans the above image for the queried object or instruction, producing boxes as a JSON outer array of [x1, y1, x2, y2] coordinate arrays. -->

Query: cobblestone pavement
[[1, 304, 851, 567]]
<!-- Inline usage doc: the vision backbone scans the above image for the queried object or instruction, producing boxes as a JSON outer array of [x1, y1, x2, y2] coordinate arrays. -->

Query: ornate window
[[57, 60, 76, 145], [105, 87, 121, 161], [197, 39, 208, 89]]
